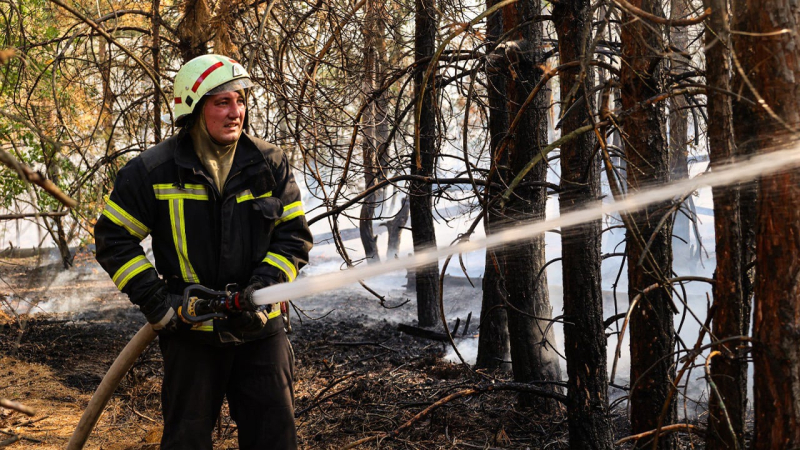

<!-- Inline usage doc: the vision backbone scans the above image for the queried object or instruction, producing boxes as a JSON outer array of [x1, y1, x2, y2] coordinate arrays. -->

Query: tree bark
[[553, 0, 614, 446], [411, 0, 439, 328], [731, 0, 758, 331], [620, 0, 676, 446], [703, 0, 747, 447], [360, 0, 390, 264], [151, 0, 162, 144], [177, 0, 210, 62], [732, 0, 800, 447], [382, 196, 409, 259], [476, 0, 511, 372], [668, 0, 692, 263], [500, 0, 563, 408]]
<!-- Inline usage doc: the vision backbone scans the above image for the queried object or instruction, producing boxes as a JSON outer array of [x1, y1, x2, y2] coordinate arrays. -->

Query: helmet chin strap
[[189, 109, 240, 193]]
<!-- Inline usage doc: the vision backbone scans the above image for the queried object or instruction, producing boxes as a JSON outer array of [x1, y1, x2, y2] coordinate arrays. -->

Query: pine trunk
[[620, 0, 676, 446], [411, 0, 439, 328], [501, 0, 563, 408], [553, 0, 614, 445], [476, 0, 511, 372], [733, 0, 800, 447], [703, 0, 747, 447]]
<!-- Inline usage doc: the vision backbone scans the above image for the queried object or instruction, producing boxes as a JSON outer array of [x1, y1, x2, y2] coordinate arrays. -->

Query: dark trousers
[[158, 330, 297, 450]]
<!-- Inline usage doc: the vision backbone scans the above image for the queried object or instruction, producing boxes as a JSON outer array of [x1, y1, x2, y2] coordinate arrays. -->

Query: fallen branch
[[343, 382, 567, 449], [10, 415, 48, 428], [0, 435, 18, 447], [615, 424, 699, 445], [0, 429, 42, 444], [295, 371, 357, 417], [397, 323, 450, 342], [0, 398, 35, 416]]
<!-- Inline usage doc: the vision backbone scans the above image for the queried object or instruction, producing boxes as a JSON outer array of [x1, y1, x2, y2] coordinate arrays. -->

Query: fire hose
[[66, 284, 286, 450], [67, 144, 800, 449]]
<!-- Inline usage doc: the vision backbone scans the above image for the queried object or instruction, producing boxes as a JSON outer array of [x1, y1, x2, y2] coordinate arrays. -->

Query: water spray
[[251, 144, 800, 307], [68, 143, 800, 449]]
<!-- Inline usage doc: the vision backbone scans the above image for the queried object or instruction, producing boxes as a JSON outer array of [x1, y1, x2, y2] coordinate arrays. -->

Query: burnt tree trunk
[[151, 0, 162, 144], [667, 0, 691, 263], [411, 0, 439, 328], [500, 0, 563, 408], [703, 0, 747, 447], [476, 0, 511, 371], [382, 196, 409, 259], [553, 0, 614, 446], [620, 0, 676, 447], [731, 0, 757, 330], [359, 0, 389, 264], [732, 0, 800, 447]]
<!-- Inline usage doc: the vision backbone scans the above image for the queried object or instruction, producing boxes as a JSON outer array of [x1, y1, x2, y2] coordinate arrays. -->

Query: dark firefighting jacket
[[95, 132, 313, 345]]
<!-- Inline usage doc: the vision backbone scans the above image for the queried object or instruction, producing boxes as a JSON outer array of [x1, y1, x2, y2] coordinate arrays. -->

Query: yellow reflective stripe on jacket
[[190, 320, 214, 332], [263, 252, 297, 282], [276, 201, 304, 226], [267, 306, 282, 320], [236, 189, 272, 203], [102, 197, 150, 240], [168, 198, 200, 283], [154, 184, 209, 200], [112, 255, 154, 290]]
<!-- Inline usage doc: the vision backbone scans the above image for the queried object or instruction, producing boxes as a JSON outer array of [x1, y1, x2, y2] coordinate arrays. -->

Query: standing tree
[[620, 1, 676, 446], [411, 0, 440, 327], [476, 0, 511, 371], [732, 0, 800, 446], [359, 0, 390, 264], [667, 0, 692, 263], [703, 0, 747, 446], [496, 0, 562, 406], [553, 0, 614, 444]]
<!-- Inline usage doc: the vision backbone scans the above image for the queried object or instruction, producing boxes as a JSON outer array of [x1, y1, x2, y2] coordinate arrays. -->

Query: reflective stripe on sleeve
[[267, 304, 282, 319], [236, 189, 273, 203], [275, 201, 304, 225], [190, 320, 214, 332], [154, 184, 209, 200], [263, 252, 297, 282], [102, 198, 150, 240], [112, 255, 154, 290]]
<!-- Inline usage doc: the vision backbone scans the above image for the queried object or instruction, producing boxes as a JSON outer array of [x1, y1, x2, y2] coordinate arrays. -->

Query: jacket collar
[[173, 132, 273, 197]]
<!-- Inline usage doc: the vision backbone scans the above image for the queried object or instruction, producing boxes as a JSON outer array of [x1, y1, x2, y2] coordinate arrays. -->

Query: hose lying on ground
[[67, 324, 157, 450]]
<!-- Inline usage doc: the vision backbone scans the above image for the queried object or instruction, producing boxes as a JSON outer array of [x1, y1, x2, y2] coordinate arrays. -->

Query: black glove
[[139, 287, 187, 334], [229, 309, 270, 333], [238, 281, 265, 312]]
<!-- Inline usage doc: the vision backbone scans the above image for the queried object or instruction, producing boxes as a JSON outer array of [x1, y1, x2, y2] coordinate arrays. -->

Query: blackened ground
[[0, 256, 709, 449]]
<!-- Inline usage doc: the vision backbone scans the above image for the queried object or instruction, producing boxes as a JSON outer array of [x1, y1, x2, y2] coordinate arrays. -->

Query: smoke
[[0, 254, 126, 318]]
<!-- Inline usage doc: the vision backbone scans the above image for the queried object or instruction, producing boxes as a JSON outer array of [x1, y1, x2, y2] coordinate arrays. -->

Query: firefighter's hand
[[239, 281, 265, 311], [229, 309, 269, 333], [140, 289, 188, 334]]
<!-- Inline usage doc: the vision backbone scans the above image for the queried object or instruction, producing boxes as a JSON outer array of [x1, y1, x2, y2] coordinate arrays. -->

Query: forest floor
[[0, 253, 709, 449]]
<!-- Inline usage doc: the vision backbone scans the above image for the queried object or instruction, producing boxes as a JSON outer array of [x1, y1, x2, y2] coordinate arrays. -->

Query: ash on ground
[[0, 255, 708, 449]]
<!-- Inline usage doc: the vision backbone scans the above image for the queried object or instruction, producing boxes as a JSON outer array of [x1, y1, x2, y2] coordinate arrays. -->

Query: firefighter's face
[[203, 91, 246, 145]]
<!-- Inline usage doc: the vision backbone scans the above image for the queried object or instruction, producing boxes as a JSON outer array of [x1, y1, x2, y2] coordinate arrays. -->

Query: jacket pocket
[[252, 197, 283, 220], [250, 197, 283, 263]]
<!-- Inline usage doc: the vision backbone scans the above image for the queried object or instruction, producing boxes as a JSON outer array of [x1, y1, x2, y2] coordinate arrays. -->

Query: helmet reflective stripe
[[191, 61, 224, 93], [172, 54, 253, 125]]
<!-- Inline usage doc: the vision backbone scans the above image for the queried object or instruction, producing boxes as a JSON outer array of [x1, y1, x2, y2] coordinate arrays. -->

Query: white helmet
[[172, 54, 254, 126]]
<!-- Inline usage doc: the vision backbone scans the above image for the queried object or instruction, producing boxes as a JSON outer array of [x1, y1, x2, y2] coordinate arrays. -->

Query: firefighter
[[94, 54, 312, 449]]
